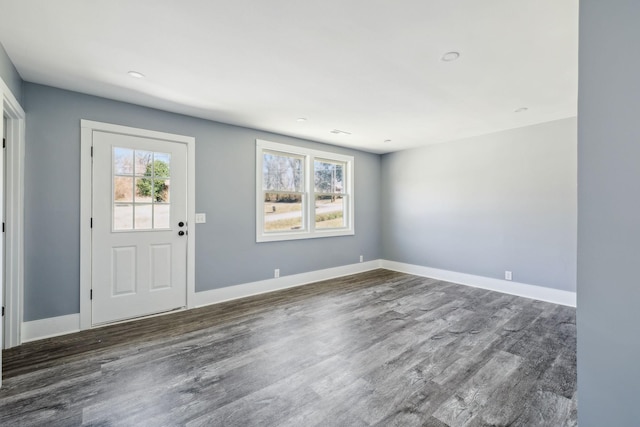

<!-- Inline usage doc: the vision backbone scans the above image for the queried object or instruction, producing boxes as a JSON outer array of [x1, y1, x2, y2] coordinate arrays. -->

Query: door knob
[[178, 230, 185, 236]]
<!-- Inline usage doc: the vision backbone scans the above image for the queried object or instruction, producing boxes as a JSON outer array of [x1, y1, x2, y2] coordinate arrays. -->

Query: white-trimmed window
[[256, 140, 354, 242]]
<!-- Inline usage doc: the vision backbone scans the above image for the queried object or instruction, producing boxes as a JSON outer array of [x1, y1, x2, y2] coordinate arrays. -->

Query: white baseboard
[[21, 313, 80, 343], [18, 259, 575, 345], [380, 260, 576, 307], [194, 260, 381, 308]]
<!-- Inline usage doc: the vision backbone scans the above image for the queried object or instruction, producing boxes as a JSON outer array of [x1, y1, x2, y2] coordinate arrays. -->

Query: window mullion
[[307, 154, 314, 234]]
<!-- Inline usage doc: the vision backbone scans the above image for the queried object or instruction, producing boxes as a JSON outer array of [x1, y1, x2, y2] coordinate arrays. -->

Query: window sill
[[257, 228, 355, 243]]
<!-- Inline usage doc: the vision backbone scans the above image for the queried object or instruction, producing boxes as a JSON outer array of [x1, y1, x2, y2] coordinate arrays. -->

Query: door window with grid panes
[[113, 148, 171, 231]]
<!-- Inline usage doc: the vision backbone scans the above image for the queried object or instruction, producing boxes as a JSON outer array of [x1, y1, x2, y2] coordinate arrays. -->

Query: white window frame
[[256, 139, 354, 242]]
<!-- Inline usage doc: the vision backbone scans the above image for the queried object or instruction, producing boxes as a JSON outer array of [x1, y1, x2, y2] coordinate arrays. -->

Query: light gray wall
[[577, 2, 640, 425], [0, 41, 22, 104], [23, 83, 382, 321], [382, 118, 577, 292]]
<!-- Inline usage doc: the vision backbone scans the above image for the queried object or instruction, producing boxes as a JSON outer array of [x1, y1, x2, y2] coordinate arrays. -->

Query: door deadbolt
[[178, 221, 185, 227]]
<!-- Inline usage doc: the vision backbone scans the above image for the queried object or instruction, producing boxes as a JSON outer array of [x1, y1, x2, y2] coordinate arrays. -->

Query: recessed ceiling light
[[127, 71, 145, 79], [330, 129, 351, 135], [515, 107, 529, 113], [384, 139, 392, 143], [441, 51, 460, 62], [296, 117, 307, 122]]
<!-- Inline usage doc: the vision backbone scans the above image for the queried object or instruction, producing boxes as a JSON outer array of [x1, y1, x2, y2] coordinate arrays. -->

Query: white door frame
[[80, 120, 196, 330], [1, 77, 26, 350]]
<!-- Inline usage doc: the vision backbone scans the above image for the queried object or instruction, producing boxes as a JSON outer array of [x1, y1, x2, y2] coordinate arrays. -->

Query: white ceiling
[[0, 0, 578, 153]]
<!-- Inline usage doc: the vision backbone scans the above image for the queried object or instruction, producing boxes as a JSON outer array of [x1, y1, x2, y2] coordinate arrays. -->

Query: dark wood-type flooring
[[1, 269, 577, 426]]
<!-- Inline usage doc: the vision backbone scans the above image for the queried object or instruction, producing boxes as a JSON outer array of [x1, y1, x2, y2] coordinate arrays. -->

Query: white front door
[[91, 131, 188, 325]]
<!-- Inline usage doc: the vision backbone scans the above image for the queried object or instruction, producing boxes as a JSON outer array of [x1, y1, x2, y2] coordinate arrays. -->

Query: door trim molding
[[1, 77, 26, 349], [79, 120, 196, 330]]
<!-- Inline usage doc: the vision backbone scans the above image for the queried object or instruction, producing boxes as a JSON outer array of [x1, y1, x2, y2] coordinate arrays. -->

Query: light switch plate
[[195, 213, 206, 223]]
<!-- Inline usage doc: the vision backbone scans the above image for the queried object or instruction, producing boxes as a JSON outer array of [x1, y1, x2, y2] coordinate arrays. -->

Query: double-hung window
[[256, 140, 354, 242]]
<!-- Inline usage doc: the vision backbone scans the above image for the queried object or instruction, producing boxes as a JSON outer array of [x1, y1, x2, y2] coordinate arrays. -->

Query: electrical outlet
[[274, 268, 280, 278], [359, 255, 364, 263], [505, 271, 512, 281]]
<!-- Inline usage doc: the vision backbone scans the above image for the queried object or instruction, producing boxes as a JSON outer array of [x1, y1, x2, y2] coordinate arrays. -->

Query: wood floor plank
[[1, 269, 577, 426], [432, 350, 523, 426], [511, 390, 575, 427]]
